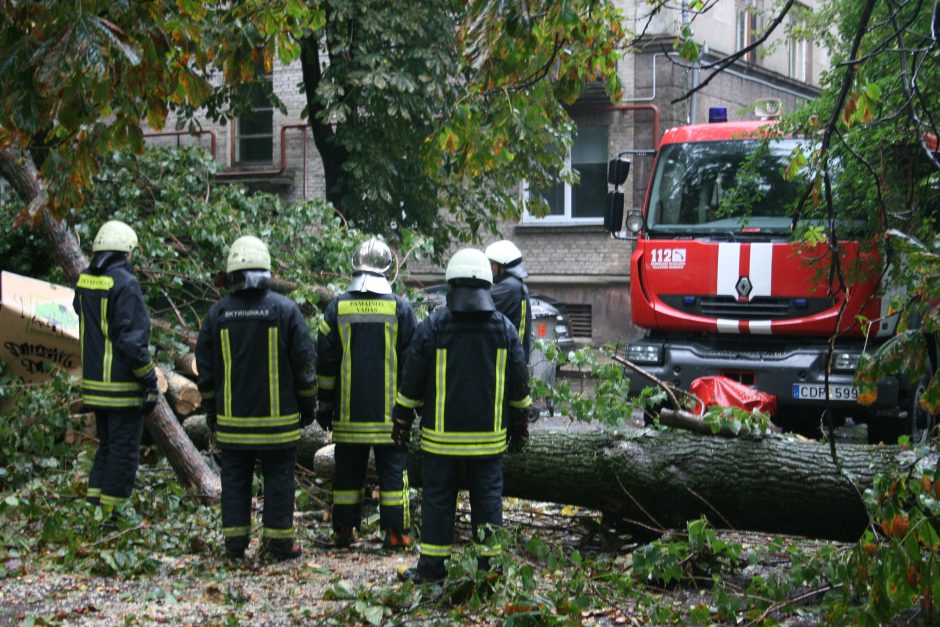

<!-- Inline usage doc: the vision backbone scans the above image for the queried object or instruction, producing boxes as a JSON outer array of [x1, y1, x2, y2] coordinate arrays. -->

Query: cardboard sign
[[0, 271, 81, 382]]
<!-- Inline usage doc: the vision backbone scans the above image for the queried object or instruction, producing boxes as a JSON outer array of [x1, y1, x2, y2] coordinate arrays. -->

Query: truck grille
[[661, 295, 834, 320]]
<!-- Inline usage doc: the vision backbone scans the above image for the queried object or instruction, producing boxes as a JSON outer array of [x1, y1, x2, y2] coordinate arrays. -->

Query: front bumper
[[626, 337, 900, 414]]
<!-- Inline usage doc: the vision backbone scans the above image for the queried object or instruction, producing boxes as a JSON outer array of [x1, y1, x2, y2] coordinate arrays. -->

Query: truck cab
[[609, 116, 910, 439]]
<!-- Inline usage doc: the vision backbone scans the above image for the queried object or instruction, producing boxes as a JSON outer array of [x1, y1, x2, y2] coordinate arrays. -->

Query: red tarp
[[688, 376, 777, 416]]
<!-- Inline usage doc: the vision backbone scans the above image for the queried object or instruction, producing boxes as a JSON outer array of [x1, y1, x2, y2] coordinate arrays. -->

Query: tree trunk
[[177, 415, 918, 541], [0, 144, 221, 502], [155, 366, 169, 395], [174, 353, 199, 380], [164, 369, 201, 416]]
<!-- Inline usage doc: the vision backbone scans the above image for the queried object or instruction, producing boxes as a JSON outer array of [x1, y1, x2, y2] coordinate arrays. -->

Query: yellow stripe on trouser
[[101, 298, 112, 382], [79, 296, 84, 367], [333, 489, 364, 505], [263, 527, 293, 539], [87, 487, 101, 497], [493, 348, 506, 431], [420, 543, 451, 557], [435, 349, 446, 432], [100, 494, 127, 510], [268, 327, 280, 418], [403, 469, 411, 528], [221, 329, 232, 417], [475, 543, 502, 557], [222, 526, 250, 538]]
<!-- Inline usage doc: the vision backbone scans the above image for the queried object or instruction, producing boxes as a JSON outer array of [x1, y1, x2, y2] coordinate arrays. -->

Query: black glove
[[141, 375, 159, 415], [507, 407, 529, 453], [205, 407, 217, 435], [391, 404, 414, 449], [315, 406, 334, 431]]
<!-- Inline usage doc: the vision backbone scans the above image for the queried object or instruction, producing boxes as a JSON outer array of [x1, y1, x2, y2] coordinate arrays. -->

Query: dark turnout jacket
[[196, 276, 317, 450], [73, 252, 156, 410], [317, 292, 417, 444], [490, 266, 532, 362], [395, 306, 531, 457]]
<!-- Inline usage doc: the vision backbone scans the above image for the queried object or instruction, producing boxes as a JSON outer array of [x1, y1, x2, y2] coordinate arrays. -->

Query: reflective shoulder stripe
[[77, 274, 115, 290], [338, 299, 397, 316], [132, 361, 155, 378], [318, 319, 331, 335], [508, 395, 533, 409]]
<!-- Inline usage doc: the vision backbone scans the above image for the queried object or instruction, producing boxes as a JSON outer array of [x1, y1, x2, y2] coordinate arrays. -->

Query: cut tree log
[[178, 417, 925, 542], [0, 143, 221, 503], [174, 353, 199, 380], [155, 366, 169, 395], [164, 369, 201, 416]]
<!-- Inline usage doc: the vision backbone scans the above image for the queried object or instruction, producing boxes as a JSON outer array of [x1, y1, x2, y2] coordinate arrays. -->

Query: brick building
[[144, 0, 828, 345]]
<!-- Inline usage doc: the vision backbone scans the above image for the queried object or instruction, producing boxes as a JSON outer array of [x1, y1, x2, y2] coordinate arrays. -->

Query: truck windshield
[[646, 138, 805, 233]]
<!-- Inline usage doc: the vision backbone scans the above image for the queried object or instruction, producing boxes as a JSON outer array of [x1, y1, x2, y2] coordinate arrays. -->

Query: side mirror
[[604, 191, 624, 233], [607, 157, 631, 186]]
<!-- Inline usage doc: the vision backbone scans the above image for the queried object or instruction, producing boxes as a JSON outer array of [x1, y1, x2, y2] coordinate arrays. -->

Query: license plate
[[792, 384, 858, 401]]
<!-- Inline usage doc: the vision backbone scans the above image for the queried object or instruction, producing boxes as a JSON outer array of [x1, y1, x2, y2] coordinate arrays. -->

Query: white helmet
[[227, 236, 271, 272], [484, 240, 522, 266], [92, 220, 138, 253], [445, 248, 492, 285]]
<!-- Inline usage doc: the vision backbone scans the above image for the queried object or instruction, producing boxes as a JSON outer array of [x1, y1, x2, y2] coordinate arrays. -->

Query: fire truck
[[605, 108, 932, 443]]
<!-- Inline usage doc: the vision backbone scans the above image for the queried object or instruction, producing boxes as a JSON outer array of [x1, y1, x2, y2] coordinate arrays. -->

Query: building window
[[735, 1, 757, 63], [235, 76, 274, 165], [525, 125, 609, 224], [565, 303, 593, 339], [788, 5, 810, 82]]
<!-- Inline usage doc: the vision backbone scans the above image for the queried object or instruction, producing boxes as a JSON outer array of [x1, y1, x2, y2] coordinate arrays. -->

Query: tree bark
[[164, 369, 202, 416], [174, 353, 199, 380], [0, 144, 221, 502]]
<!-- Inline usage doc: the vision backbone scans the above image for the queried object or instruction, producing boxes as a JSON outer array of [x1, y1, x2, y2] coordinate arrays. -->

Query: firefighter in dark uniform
[[392, 248, 531, 582], [196, 236, 317, 561], [485, 240, 532, 362], [73, 220, 158, 514], [317, 238, 417, 549]]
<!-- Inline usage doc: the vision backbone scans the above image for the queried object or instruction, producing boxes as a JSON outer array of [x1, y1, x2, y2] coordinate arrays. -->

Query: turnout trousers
[[87, 409, 145, 511], [220, 447, 297, 553], [332, 443, 410, 532], [417, 454, 504, 579]]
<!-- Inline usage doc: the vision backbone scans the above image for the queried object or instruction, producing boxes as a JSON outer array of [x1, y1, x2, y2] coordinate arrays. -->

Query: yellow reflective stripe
[[217, 414, 300, 428], [77, 274, 115, 290], [380, 492, 404, 506], [221, 329, 232, 417], [396, 392, 421, 409], [420, 428, 507, 443], [298, 387, 317, 398], [262, 527, 294, 539], [475, 543, 502, 557], [268, 327, 280, 418], [509, 395, 533, 409], [132, 361, 155, 378], [222, 526, 251, 537], [435, 349, 446, 432], [384, 321, 396, 422], [202, 390, 215, 399], [338, 299, 397, 316], [319, 375, 336, 390], [86, 487, 101, 497], [421, 440, 508, 456], [333, 489, 364, 505], [420, 543, 452, 557], [332, 422, 393, 432], [338, 322, 352, 424], [494, 348, 506, 431], [82, 379, 143, 391], [83, 395, 143, 407], [101, 298, 112, 382], [333, 433, 396, 444], [215, 430, 301, 445], [402, 468, 411, 528], [518, 298, 527, 342], [318, 318, 331, 335], [100, 494, 127, 506], [79, 295, 85, 366]]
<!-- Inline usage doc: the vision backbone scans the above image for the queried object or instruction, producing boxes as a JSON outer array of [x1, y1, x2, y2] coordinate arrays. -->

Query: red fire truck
[[605, 112, 929, 443]]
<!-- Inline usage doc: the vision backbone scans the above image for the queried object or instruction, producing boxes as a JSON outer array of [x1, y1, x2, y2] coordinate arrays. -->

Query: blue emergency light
[[708, 107, 728, 123]]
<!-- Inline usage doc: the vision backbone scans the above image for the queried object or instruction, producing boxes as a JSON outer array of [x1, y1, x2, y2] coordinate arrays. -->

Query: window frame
[[522, 124, 610, 226], [787, 4, 811, 82], [735, 0, 758, 64], [234, 73, 275, 166]]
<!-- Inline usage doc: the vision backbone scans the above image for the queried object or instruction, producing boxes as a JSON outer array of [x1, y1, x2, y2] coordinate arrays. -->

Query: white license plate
[[792, 384, 858, 401]]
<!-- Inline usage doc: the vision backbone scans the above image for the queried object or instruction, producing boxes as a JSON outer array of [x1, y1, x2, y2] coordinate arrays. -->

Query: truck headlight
[[627, 343, 662, 365], [834, 352, 860, 372]]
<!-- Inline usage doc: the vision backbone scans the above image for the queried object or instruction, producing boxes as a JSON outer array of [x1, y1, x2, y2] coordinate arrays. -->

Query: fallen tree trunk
[[164, 369, 201, 416], [174, 353, 199, 380]]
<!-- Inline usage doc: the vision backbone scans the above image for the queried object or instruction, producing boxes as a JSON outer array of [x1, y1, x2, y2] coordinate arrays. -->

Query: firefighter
[[195, 236, 317, 561], [392, 248, 531, 582], [485, 240, 532, 362], [73, 220, 158, 515], [317, 237, 417, 549]]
